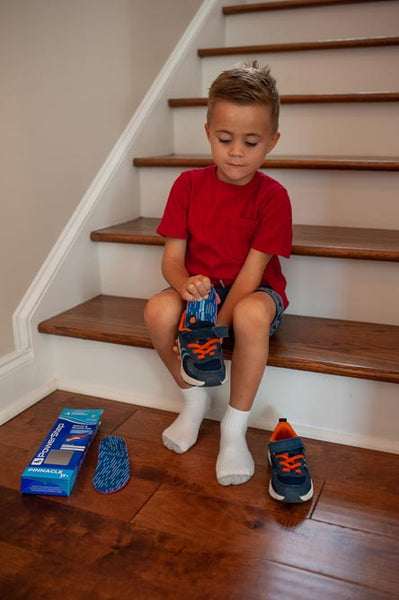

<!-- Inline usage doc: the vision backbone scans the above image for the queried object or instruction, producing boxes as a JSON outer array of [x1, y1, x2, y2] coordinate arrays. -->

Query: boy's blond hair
[[207, 62, 280, 134]]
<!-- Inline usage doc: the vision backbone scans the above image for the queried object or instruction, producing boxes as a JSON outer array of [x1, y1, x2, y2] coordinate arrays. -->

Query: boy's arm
[[162, 237, 211, 302], [216, 248, 272, 329]]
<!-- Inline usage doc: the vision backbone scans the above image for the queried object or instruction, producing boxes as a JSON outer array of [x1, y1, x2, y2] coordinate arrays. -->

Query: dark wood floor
[[1, 390, 398, 599]]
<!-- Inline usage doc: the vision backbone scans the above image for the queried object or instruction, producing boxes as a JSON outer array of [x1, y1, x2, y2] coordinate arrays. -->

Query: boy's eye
[[218, 138, 231, 144], [245, 141, 258, 147]]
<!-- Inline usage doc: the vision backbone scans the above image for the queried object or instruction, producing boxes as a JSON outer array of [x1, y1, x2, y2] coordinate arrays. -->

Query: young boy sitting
[[144, 62, 292, 486]]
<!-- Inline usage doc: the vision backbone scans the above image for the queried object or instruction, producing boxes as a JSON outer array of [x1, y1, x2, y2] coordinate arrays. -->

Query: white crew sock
[[216, 404, 255, 486], [162, 387, 210, 454]]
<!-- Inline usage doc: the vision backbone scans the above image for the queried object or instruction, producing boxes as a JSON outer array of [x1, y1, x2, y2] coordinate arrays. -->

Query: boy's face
[[205, 100, 280, 186]]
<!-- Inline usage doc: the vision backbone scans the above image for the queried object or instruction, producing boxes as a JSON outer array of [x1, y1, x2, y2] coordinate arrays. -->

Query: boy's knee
[[233, 294, 275, 334], [144, 295, 160, 329], [144, 294, 168, 327], [144, 291, 182, 330]]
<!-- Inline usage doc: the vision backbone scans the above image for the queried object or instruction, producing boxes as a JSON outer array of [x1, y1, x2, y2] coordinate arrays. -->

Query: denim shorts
[[163, 283, 285, 337], [213, 284, 284, 337]]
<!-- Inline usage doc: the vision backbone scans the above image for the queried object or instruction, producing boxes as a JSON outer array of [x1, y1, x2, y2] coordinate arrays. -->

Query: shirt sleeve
[[251, 184, 293, 258], [156, 171, 191, 239]]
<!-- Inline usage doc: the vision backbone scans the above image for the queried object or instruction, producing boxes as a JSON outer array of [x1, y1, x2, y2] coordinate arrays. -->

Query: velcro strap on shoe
[[269, 436, 305, 455], [212, 325, 229, 339], [180, 325, 229, 343]]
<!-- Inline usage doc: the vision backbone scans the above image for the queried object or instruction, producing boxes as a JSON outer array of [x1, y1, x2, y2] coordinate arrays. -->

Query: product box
[[21, 408, 103, 496]]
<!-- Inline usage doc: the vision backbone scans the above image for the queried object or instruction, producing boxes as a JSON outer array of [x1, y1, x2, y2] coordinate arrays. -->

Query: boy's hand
[[180, 275, 211, 302]]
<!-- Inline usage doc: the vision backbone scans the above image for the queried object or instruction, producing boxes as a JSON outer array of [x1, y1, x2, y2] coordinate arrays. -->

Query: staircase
[[37, 0, 399, 452]]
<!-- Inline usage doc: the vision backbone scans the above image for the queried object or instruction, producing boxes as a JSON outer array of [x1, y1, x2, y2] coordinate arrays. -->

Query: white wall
[[0, 0, 202, 356]]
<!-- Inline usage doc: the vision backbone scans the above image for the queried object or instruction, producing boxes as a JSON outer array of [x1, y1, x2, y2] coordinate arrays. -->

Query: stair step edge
[[132, 155, 399, 171], [90, 218, 399, 262], [168, 93, 399, 107], [197, 36, 399, 57], [223, 0, 396, 16], [37, 295, 399, 384]]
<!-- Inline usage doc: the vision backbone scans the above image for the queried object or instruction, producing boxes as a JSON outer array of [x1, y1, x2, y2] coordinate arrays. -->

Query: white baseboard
[[0, 348, 33, 377], [58, 379, 183, 415], [58, 373, 399, 455], [0, 376, 57, 426]]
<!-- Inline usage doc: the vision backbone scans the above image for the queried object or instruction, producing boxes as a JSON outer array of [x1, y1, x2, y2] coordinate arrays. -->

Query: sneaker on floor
[[178, 288, 229, 387], [268, 418, 313, 503]]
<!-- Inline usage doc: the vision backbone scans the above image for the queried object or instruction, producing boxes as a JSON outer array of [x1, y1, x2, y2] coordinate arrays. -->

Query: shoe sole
[[268, 479, 314, 503]]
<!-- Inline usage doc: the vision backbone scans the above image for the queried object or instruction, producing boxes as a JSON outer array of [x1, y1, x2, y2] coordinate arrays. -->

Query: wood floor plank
[[133, 484, 399, 595], [2, 394, 398, 599], [45, 435, 161, 521], [0, 393, 162, 522], [295, 440, 399, 493], [0, 541, 35, 579], [0, 443, 34, 491], [0, 435, 159, 523], [312, 480, 399, 538], [0, 486, 393, 600], [37, 295, 399, 383], [0, 488, 173, 600], [0, 389, 137, 451], [114, 409, 324, 519], [91, 217, 399, 262]]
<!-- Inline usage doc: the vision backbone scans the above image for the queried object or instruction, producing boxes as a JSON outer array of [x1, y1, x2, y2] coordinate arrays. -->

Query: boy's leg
[[144, 289, 186, 387], [144, 290, 210, 453], [217, 291, 276, 485]]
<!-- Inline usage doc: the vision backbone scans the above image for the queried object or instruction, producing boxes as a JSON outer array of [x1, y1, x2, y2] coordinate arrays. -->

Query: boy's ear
[[204, 122, 210, 141], [267, 132, 280, 154]]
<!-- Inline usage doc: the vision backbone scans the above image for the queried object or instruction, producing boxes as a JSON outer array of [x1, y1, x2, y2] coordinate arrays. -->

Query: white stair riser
[[284, 256, 399, 324], [97, 243, 399, 325], [139, 167, 399, 229], [54, 336, 399, 453], [139, 167, 180, 217], [226, 1, 399, 45], [201, 47, 399, 95], [173, 103, 399, 156]]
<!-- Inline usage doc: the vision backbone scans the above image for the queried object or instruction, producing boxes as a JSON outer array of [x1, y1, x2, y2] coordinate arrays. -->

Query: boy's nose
[[228, 143, 244, 157]]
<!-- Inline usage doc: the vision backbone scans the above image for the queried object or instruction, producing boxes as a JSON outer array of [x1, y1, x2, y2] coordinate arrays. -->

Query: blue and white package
[[21, 408, 103, 496], [184, 286, 218, 329]]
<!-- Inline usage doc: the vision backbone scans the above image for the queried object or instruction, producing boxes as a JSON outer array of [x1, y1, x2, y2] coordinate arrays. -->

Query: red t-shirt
[[157, 166, 292, 308]]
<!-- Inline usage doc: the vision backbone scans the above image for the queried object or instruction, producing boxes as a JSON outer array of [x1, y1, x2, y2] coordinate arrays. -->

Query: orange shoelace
[[188, 338, 219, 360], [179, 311, 220, 360], [275, 452, 304, 474]]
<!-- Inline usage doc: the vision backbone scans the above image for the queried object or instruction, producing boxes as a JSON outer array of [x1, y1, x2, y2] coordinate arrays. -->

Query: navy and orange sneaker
[[178, 287, 229, 387], [268, 418, 313, 503]]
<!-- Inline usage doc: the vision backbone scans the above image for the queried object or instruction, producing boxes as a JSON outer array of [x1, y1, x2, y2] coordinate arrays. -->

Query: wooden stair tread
[[133, 154, 399, 171], [37, 295, 399, 383], [168, 92, 399, 107], [91, 218, 399, 262], [223, 0, 397, 16], [197, 36, 399, 57]]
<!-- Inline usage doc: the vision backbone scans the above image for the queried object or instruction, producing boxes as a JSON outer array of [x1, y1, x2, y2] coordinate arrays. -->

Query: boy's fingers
[[173, 344, 181, 361]]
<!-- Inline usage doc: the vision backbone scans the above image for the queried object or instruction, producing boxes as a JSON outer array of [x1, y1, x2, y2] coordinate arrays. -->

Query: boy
[[144, 62, 292, 486]]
